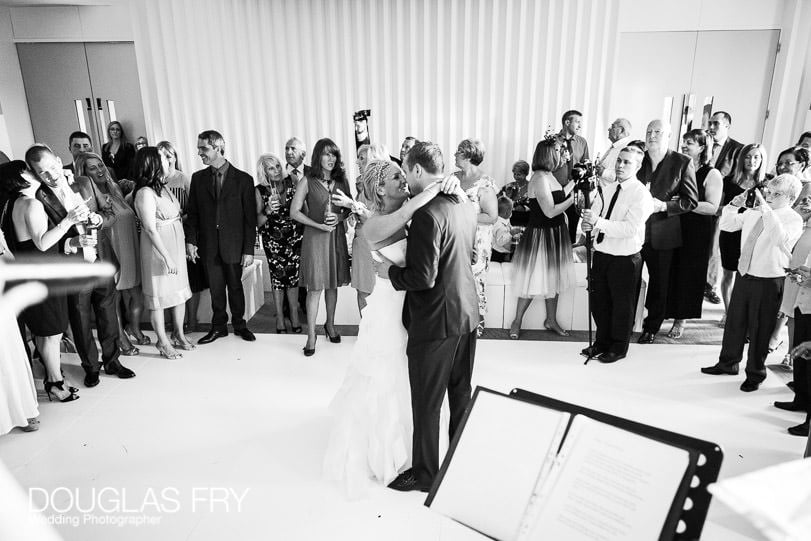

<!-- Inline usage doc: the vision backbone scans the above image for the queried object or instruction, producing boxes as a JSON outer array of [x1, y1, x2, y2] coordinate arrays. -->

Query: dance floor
[[0, 333, 804, 541]]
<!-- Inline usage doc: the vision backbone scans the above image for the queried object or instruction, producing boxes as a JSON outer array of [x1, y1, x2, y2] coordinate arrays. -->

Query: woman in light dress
[[133, 147, 193, 360], [323, 160, 463, 498]]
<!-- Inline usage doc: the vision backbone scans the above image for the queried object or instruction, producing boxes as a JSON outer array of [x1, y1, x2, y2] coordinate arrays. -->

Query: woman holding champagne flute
[[291, 138, 351, 356], [255, 153, 304, 334]]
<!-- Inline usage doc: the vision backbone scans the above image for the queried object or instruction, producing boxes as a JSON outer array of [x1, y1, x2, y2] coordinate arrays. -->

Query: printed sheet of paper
[[522, 415, 690, 541], [429, 391, 570, 541], [709, 458, 811, 541]]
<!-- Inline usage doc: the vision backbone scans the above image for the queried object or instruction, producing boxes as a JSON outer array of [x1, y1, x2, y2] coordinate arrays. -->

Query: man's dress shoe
[[198, 329, 228, 344], [739, 380, 760, 392], [84, 372, 100, 388], [387, 469, 430, 492], [637, 331, 656, 344], [234, 328, 256, 342], [105, 362, 135, 379], [701, 364, 739, 376], [598, 352, 626, 363]]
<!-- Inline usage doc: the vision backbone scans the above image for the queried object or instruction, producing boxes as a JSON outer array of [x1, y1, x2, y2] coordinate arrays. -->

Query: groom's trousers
[[406, 330, 477, 487]]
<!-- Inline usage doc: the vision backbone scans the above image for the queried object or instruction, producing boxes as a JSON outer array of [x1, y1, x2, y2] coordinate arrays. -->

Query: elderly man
[[636, 119, 698, 344], [284, 137, 310, 183], [581, 145, 653, 362], [702, 174, 803, 392], [595, 118, 633, 186]]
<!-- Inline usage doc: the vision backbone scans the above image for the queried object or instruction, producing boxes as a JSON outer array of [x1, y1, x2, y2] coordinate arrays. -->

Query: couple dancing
[[323, 142, 479, 497]]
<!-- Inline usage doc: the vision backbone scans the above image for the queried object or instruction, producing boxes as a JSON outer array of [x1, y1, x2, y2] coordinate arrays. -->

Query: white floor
[[0, 333, 805, 541]]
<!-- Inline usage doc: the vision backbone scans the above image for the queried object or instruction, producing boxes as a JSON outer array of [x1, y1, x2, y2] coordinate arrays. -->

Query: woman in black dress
[[102, 121, 136, 182], [255, 153, 303, 333], [499, 160, 531, 227], [718, 144, 768, 326], [665, 129, 722, 338], [0, 159, 82, 402]]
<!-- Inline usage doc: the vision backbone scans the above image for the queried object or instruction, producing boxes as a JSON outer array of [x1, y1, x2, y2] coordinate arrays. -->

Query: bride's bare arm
[[365, 181, 442, 247]]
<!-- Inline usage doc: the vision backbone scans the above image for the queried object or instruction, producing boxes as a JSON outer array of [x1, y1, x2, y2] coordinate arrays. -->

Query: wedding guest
[[186, 130, 257, 344], [702, 174, 803, 392], [665, 129, 722, 338], [491, 196, 515, 263], [255, 153, 303, 333], [773, 199, 811, 429], [28, 145, 134, 387], [74, 151, 145, 355], [101, 121, 135, 183], [508, 138, 576, 339], [785, 340, 811, 438], [133, 147, 194, 359], [595, 118, 633, 186], [798, 131, 811, 151], [454, 138, 498, 336], [290, 138, 351, 356], [499, 160, 531, 227], [553, 110, 590, 243], [135, 136, 148, 151], [284, 137, 310, 314], [399, 136, 418, 164], [580, 146, 653, 362], [0, 159, 82, 402], [64, 131, 93, 174], [158, 141, 206, 332], [349, 142, 389, 312], [636, 119, 698, 344], [718, 144, 768, 326], [0, 255, 40, 434]]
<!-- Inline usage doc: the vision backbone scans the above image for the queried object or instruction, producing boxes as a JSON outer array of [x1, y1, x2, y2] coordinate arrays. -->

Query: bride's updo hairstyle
[[361, 159, 400, 212]]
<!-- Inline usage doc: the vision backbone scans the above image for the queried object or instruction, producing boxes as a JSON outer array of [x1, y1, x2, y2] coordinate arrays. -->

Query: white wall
[[0, 3, 133, 159]]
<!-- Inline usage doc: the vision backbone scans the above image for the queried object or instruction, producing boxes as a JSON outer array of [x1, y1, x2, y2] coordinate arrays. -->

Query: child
[[492, 196, 515, 263]]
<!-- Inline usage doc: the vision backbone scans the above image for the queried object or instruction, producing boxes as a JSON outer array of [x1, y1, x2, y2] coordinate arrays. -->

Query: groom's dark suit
[[389, 193, 479, 488]]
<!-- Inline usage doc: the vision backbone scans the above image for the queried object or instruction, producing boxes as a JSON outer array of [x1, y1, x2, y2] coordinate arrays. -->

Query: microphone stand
[[576, 175, 598, 365]]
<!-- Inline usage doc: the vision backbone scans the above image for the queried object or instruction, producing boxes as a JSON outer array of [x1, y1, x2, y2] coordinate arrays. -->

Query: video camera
[[571, 160, 598, 210]]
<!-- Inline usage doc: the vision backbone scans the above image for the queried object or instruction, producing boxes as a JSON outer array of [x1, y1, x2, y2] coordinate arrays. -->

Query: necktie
[[596, 184, 621, 243], [737, 215, 764, 276], [213, 170, 222, 199], [291, 168, 299, 181], [711, 143, 721, 166]]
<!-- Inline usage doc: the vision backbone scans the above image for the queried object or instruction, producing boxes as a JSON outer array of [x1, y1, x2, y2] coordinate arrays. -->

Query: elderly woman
[[291, 138, 351, 356], [347, 142, 390, 313], [133, 147, 193, 359], [101, 121, 136, 183], [255, 152, 304, 333], [454, 138, 498, 336], [718, 144, 769, 326], [665, 129, 723, 338], [158, 140, 206, 332], [0, 159, 84, 402], [74, 151, 145, 355], [498, 160, 531, 227]]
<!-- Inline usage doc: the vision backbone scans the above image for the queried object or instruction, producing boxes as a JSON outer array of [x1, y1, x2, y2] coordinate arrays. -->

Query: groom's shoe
[[387, 469, 430, 492]]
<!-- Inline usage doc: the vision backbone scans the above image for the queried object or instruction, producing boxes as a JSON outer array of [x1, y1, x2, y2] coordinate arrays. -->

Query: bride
[[322, 160, 461, 498]]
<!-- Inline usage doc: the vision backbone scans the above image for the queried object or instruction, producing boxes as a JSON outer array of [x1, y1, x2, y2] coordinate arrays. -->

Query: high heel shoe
[[125, 327, 151, 346], [666, 322, 685, 339], [543, 320, 570, 337], [509, 321, 521, 340], [303, 336, 317, 356], [119, 344, 140, 356], [171, 335, 196, 351], [22, 417, 40, 432], [44, 380, 79, 402], [276, 325, 288, 334], [324, 325, 341, 343], [292, 326, 302, 334], [156, 343, 183, 359]]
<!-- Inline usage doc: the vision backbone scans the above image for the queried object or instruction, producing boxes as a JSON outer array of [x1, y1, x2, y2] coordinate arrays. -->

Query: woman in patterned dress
[[453, 138, 498, 336], [255, 153, 303, 333]]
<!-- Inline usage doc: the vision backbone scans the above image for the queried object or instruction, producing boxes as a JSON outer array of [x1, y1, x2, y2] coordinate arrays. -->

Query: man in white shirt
[[581, 146, 654, 362], [595, 118, 633, 186], [702, 174, 804, 391]]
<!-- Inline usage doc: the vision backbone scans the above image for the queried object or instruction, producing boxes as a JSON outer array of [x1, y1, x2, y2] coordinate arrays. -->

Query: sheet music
[[429, 391, 570, 541], [522, 415, 690, 541]]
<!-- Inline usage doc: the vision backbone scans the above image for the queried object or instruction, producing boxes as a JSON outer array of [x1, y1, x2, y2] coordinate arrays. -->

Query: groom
[[377, 142, 479, 492]]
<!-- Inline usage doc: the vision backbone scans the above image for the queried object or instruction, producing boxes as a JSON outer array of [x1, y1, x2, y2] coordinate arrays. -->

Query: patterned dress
[[258, 180, 303, 289], [463, 175, 497, 325]]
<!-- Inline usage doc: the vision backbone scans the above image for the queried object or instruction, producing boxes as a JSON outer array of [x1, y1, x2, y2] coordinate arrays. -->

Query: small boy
[[491, 196, 515, 263]]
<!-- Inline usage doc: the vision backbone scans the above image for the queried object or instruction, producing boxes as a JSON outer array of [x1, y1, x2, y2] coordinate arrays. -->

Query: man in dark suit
[[705, 111, 744, 304], [63, 131, 93, 175], [636, 120, 699, 344], [283, 137, 310, 318], [378, 142, 479, 492], [27, 144, 135, 387], [186, 130, 257, 344]]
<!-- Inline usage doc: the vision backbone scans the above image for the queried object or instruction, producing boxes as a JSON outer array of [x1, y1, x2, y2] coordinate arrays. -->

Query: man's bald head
[[284, 137, 306, 168], [645, 119, 671, 153]]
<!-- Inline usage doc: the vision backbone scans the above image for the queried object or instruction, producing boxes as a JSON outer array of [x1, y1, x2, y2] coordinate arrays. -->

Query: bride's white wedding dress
[[323, 239, 413, 498]]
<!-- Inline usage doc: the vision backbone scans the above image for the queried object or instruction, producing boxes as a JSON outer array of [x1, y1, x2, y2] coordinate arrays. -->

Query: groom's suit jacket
[[389, 193, 479, 342]]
